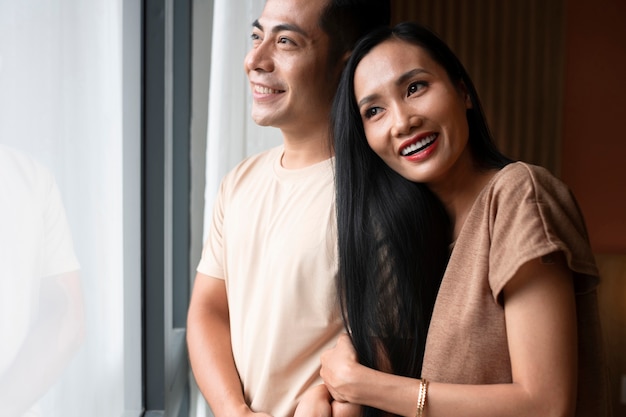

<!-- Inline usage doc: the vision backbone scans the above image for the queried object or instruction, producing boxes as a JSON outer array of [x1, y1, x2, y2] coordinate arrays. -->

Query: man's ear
[[331, 50, 353, 81], [341, 50, 351, 66], [336, 50, 352, 74]]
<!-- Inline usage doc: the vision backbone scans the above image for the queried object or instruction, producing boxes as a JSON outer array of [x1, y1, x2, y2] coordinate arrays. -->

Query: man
[[186, 0, 390, 416]]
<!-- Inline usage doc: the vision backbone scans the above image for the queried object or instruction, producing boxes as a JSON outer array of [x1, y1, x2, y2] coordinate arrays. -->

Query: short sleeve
[[487, 163, 599, 299], [196, 177, 227, 280]]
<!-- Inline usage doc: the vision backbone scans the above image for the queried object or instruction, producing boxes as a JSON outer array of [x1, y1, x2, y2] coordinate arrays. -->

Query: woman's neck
[[429, 153, 498, 240]]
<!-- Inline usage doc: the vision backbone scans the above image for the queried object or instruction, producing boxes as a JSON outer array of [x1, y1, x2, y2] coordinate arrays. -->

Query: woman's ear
[[458, 81, 473, 109]]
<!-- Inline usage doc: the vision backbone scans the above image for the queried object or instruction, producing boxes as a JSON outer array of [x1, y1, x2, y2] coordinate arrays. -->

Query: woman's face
[[354, 39, 472, 186]]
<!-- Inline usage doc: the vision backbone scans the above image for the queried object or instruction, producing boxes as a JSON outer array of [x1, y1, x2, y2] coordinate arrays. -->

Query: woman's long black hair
[[332, 22, 512, 417]]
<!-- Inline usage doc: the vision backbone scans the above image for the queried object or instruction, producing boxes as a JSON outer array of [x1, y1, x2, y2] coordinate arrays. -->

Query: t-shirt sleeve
[[488, 163, 599, 300], [196, 177, 227, 280]]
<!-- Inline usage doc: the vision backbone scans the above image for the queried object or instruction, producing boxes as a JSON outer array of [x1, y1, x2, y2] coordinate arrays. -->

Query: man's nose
[[244, 40, 274, 73]]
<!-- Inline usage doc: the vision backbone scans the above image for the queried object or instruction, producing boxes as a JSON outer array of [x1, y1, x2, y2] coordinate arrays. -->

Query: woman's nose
[[391, 104, 421, 137]]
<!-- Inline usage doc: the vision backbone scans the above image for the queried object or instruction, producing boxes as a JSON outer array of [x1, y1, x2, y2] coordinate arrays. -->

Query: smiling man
[[186, 1, 390, 416]]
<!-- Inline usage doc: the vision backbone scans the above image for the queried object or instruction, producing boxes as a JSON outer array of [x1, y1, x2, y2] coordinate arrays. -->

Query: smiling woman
[[354, 38, 473, 187], [328, 21, 609, 417]]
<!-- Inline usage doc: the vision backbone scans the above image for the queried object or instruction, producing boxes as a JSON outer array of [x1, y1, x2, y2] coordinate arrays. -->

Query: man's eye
[[278, 37, 295, 45]]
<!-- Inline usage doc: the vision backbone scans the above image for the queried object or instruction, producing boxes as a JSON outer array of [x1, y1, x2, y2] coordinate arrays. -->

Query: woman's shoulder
[[493, 161, 562, 187], [480, 161, 599, 293], [487, 161, 573, 203]]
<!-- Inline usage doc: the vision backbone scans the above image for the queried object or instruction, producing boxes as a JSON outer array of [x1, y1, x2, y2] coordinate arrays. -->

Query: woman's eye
[[364, 107, 383, 119], [408, 81, 427, 96]]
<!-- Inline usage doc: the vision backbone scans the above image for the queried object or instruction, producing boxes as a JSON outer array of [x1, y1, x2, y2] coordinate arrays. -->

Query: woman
[[321, 22, 608, 417]]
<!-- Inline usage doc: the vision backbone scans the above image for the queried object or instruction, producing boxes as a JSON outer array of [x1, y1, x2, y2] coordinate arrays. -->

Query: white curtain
[[191, 0, 282, 415], [0, 1, 142, 416]]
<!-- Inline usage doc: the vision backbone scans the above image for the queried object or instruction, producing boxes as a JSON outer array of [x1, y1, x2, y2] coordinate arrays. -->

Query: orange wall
[[561, 0, 626, 253]]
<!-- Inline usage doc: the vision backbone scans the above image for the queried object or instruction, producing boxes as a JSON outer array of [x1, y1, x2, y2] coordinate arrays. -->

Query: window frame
[[142, 0, 192, 414]]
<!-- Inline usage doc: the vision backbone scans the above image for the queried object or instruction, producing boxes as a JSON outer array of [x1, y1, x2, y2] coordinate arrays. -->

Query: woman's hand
[[321, 333, 422, 416], [320, 333, 360, 403]]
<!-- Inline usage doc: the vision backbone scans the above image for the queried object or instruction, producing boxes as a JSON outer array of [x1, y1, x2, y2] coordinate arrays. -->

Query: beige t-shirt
[[422, 162, 609, 416], [197, 146, 343, 417]]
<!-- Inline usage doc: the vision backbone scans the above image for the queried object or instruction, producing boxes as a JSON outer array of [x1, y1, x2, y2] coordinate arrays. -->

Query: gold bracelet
[[415, 378, 429, 417]]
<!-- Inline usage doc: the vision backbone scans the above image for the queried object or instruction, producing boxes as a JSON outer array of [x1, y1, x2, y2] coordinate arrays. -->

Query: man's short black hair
[[319, 0, 391, 66]]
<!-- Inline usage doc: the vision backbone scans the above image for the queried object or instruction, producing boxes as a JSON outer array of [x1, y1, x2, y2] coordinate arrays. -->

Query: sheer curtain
[[191, 0, 281, 416], [0, 1, 141, 416]]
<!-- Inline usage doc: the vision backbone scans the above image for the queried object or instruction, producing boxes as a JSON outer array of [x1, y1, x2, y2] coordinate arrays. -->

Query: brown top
[[421, 162, 610, 416]]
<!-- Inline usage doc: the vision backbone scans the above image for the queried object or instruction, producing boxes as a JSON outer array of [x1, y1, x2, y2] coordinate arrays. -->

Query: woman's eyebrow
[[396, 68, 428, 86], [357, 93, 379, 108], [357, 68, 429, 108]]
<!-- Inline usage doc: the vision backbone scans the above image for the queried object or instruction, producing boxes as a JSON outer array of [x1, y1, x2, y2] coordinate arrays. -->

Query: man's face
[[244, 0, 338, 134]]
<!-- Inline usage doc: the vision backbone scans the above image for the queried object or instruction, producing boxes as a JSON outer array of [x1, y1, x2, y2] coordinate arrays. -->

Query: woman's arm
[[321, 252, 578, 417]]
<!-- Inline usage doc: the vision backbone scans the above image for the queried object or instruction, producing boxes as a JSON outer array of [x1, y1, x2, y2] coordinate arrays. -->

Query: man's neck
[[280, 130, 333, 169]]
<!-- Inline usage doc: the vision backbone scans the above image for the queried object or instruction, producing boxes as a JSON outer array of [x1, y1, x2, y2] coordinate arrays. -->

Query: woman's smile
[[400, 132, 438, 157]]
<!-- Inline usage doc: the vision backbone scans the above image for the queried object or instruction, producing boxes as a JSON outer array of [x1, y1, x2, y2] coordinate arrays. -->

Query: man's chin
[[251, 113, 277, 128], [253, 120, 272, 127]]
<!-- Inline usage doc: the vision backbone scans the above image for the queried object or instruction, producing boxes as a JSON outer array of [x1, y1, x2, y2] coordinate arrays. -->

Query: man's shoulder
[[219, 145, 282, 192], [229, 145, 282, 175]]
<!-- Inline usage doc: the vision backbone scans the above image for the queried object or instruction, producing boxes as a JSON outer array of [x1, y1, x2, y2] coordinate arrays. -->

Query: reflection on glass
[[0, 144, 84, 416]]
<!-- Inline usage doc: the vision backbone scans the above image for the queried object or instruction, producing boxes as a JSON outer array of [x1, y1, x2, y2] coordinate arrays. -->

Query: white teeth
[[254, 85, 281, 94], [401, 133, 437, 156]]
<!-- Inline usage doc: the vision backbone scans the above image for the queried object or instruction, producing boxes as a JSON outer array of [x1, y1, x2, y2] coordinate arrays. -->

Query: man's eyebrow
[[251, 19, 308, 37]]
